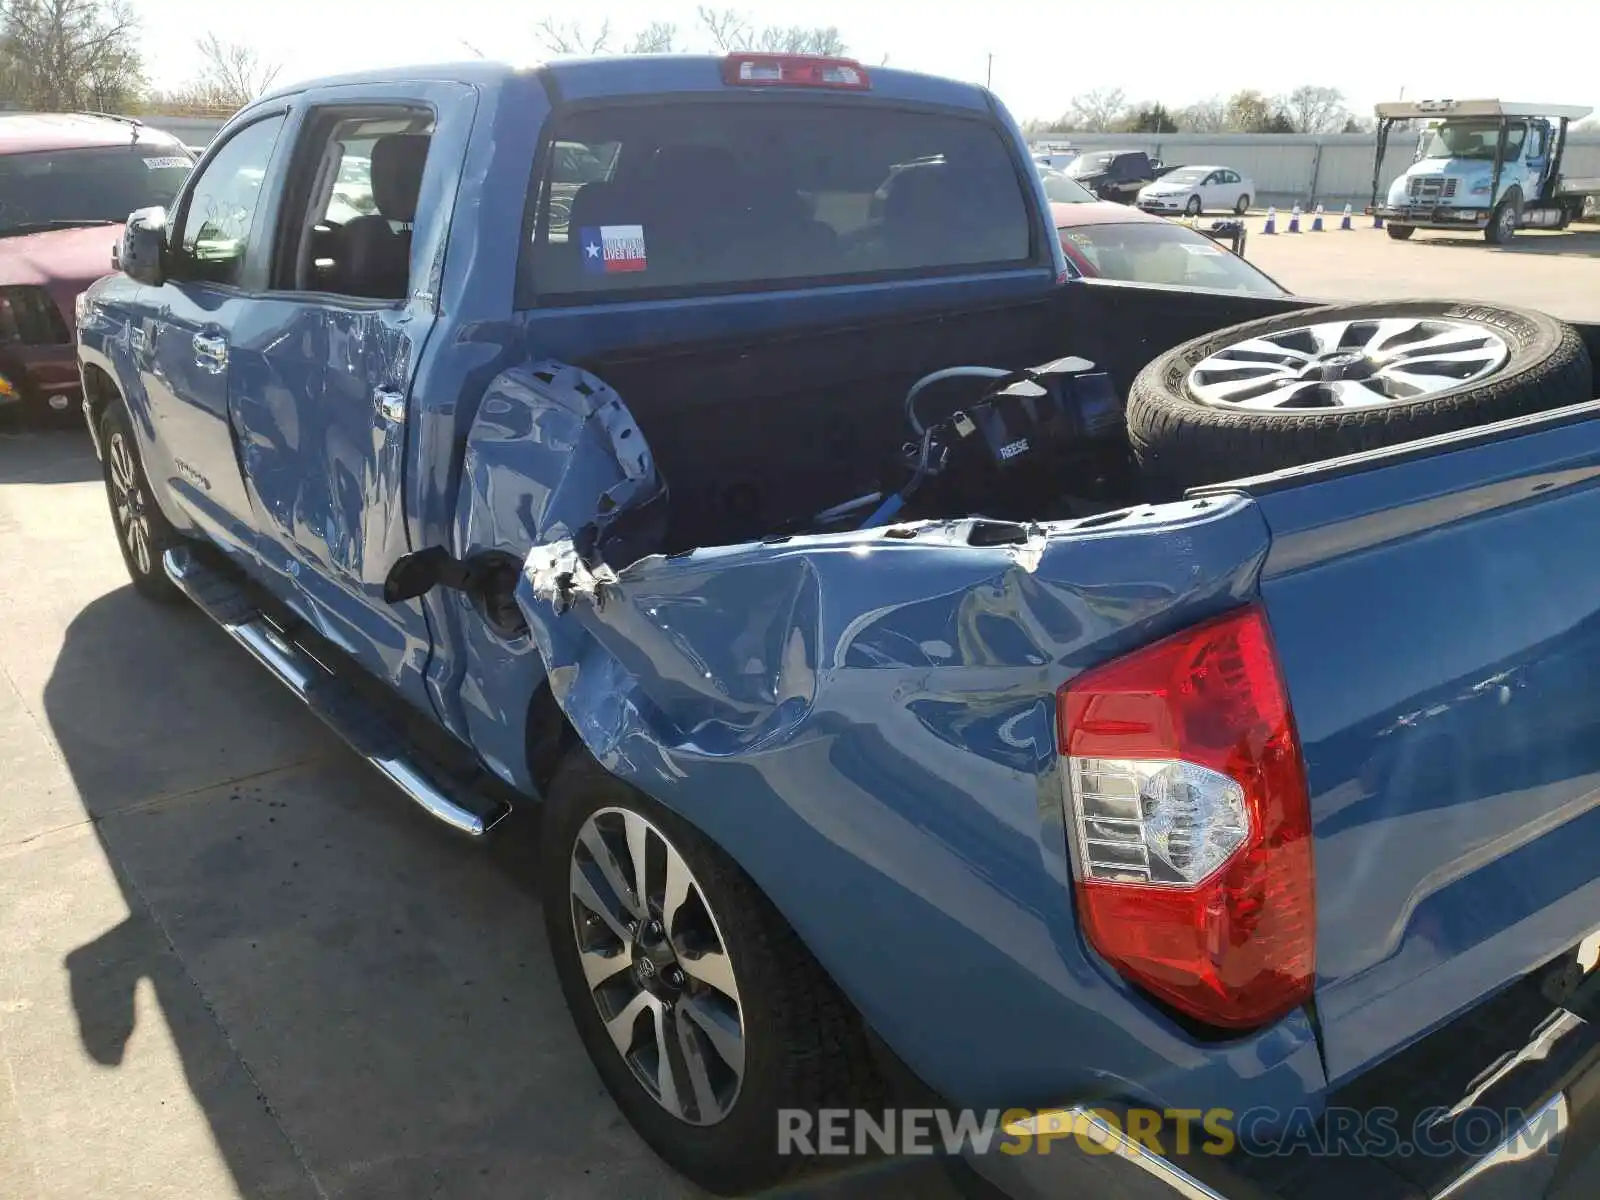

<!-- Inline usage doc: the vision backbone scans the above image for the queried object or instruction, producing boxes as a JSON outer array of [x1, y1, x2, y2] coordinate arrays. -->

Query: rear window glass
[[523, 102, 1034, 302]]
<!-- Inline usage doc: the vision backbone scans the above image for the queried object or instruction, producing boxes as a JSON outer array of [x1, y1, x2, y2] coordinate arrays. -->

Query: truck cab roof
[[257, 55, 995, 113], [1374, 98, 1594, 121]]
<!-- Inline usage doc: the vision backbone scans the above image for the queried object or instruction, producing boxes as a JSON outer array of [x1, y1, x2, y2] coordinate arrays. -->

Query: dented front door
[[228, 81, 475, 709]]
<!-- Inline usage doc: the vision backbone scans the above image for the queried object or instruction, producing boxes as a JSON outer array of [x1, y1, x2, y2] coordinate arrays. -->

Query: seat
[[882, 163, 1023, 268], [330, 133, 430, 300]]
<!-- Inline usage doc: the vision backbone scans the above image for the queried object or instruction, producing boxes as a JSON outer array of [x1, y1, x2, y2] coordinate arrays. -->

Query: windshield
[[1058, 220, 1283, 296], [1161, 168, 1209, 184], [1422, 120, 1525, 162], [0, 144, 192, 236], [1067, 152, 1115, 177], [1039, 169, 1096, 203]]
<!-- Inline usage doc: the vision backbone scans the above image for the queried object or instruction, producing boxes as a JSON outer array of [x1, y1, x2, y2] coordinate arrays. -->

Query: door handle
[[192, 332, 228, 373], [374, 387, 406, 424]]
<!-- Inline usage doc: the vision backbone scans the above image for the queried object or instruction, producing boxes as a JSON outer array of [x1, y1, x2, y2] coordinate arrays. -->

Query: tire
[[1185, 195, 1202, 216], [99, 403, 184, 603], [540, 750, 884, 1195], [1486, 192, 1521, 244], [1127, 299, 1593, 495], [1235, 195, 1250, 215], [1387, 224, 1415, 240]]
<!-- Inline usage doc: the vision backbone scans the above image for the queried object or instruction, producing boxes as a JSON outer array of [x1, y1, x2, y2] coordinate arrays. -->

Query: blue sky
[[133, 0, 1598, 124]]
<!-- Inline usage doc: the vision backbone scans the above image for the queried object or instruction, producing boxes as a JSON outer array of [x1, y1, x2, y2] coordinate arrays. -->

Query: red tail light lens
[[1058, 604, 1315, 1029], [720, 54, 871, 90]]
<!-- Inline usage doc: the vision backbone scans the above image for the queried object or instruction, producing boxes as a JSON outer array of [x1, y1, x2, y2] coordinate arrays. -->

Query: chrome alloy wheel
[[107, 430, 154, 575], [569, 807, 745, 1126], [1186, 317, 1511, 411]]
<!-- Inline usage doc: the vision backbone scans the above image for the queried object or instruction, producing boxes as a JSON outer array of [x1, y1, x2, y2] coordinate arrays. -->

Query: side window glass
[[1528, 127, 1547, 159], [279, 108, 436, 299], [173, 115, 286, 287]]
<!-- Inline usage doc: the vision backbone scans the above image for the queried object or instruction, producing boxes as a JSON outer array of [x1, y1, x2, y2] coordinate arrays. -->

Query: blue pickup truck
[[77, 53, 1600, 1200]]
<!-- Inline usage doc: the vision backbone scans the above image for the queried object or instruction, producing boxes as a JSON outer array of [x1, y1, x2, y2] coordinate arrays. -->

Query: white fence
[[142, 115, 229, 146], [1034, 131, 1600, 208]]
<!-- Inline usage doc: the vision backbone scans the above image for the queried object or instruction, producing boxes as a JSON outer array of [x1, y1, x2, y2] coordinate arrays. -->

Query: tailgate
[[1237, 404, 1600, 1084]]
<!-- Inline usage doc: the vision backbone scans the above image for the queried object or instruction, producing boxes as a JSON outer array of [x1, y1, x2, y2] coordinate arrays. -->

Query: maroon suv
[[0, 114, 194, 414]]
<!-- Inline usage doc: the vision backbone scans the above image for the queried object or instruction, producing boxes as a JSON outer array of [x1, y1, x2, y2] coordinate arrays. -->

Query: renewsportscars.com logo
[[777, 1104, 1565, 1160]]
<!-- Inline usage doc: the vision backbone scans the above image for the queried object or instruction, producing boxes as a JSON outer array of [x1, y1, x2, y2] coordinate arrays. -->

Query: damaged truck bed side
[[77, 53, 1600, 1200]]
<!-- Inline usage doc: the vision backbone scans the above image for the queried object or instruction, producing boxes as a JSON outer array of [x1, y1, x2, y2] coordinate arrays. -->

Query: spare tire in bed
[[1127, 299, 1593, 494]]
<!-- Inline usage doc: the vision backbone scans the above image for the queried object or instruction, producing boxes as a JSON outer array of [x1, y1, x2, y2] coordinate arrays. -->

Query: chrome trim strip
[[1432, 1091, 1567, 1200], [82, 397, 104, 460], [1003, 1108, 1226, 1200], [163, 550, 500, 837]]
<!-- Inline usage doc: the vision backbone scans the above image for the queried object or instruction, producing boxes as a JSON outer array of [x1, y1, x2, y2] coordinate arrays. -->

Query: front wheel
[[1486, 197, 1520, 244], [1386, 224, 1415, 240], [540, 750, 884, 1195], [100, 404, 183, 603], [1185, 195, 1202, 216]]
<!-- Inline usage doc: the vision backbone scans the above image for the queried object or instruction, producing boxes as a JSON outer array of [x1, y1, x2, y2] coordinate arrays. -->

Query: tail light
[[1058, 604, 1315, 1029], [721, 54, 871, 90]]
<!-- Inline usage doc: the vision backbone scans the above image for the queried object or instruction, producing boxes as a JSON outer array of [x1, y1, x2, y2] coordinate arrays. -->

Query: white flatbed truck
[[1368, 99, 1600, 243]]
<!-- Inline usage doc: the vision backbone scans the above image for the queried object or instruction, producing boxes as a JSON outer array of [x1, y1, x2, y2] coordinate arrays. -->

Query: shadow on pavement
[[0, 419, 100, 485], [45, 585, 959, 1199], [1414, 229, 1600, 257]]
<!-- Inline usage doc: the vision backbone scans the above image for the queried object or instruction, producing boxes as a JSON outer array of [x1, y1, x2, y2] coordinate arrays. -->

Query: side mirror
[[118, 207, 168, 286]]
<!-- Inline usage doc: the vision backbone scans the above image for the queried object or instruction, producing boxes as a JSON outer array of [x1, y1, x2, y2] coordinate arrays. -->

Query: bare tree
[[696, 6, 749, 51], [1064, 87, 1127, 132], [1175, 95, 1227, 133], [695, 7, 846, 55], [190, 33, 280, 107], [0, 0, 143, 111], [533, 16, 612, 56], [1284, 85, 1348, 135], [752, 24, 846, 54], [626, 20, 678, 53]]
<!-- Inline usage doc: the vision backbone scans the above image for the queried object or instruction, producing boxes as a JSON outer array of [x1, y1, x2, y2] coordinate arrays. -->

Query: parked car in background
[[1064, 148, 1161, 203], [1136, 164, 1254, 215], [1032, 145, 1078, 170], [1038, 166, 1098, 204], [1052, 201, 1285, 294], [0, 113, 193, 415]]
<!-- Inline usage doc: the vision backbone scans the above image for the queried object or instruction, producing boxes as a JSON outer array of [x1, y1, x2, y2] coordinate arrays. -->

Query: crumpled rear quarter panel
[[515, 496, 1329, 1117]]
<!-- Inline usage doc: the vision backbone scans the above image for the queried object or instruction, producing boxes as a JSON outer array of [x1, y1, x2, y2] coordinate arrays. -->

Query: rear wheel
[[1386, 224, 1415, 240], [1235, 194, 1250, 215], [540, 750, 884, 1195], [99, 403, 183, 603]]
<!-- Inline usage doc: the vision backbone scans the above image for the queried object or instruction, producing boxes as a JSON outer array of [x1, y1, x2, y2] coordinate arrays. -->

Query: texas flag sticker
[[580, 225, 647, 274]]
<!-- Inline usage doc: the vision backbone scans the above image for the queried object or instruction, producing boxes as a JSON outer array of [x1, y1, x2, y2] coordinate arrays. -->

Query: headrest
[[370, 134, 430, 223]]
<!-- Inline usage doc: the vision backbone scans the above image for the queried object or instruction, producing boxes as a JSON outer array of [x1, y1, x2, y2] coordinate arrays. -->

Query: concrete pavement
[[1240, 218, 1600, 322], [0, 427, 952, 1200]]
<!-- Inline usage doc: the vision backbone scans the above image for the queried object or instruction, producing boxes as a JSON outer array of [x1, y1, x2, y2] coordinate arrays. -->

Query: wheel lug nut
[[664, 966, 685, 987], [647, 920, 663, 938]]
